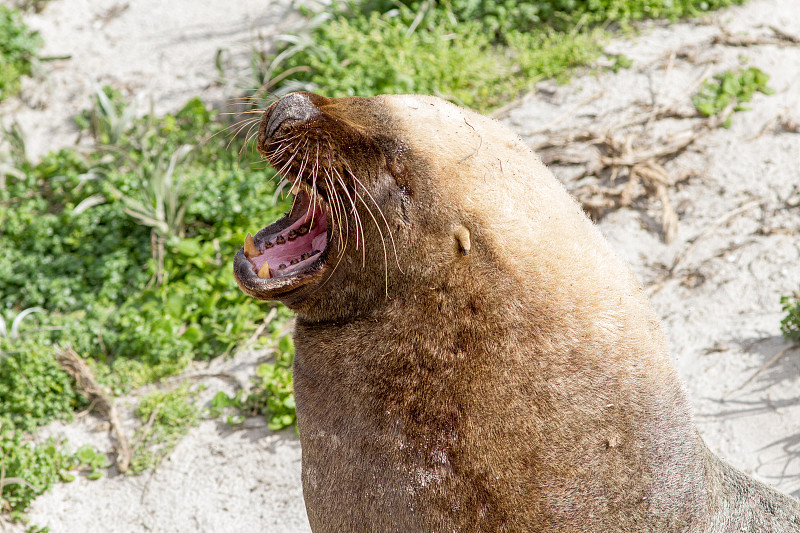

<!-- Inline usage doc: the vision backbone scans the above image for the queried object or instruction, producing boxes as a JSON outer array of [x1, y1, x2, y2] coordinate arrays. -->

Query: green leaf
[[211, 391, 232, 409], [58, 470, 75, 483], [75, 444, 96, 464], [175, 237, 202, 257], [181, 325, 203, 344]]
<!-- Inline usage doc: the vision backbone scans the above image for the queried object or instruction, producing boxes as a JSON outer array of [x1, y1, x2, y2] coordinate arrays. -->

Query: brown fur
[[235, 92, 800, 532]]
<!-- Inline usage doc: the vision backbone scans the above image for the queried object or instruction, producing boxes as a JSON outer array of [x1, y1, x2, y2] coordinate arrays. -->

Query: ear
[[453, 225, 471, 256]]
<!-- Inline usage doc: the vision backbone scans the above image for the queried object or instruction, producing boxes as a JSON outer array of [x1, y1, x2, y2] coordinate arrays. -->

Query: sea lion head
[[234, 91, 620, 322]]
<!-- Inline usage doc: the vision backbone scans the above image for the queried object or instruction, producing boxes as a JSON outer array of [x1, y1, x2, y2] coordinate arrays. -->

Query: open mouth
[[235, 187, 329, 294]]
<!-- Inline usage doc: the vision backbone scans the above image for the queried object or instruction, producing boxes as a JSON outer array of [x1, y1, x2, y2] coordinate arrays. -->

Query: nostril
[[267, 92, 318, 138]]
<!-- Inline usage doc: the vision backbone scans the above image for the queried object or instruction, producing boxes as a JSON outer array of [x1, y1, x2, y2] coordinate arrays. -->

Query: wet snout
[[265, 92, 319, 138]]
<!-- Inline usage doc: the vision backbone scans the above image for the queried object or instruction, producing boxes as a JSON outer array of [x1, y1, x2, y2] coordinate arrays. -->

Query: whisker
[[316, 143, 347, 249], [273, 143, 302, 179], [239, 119, 262, 160], [239, 123, 258, 157], [330, 162, 365, 265], [324, 169, 347, 253], [344, 160, 403, 274], [292, 140, 312, 199], [209, 116, 261, 141], [225, 118, 262, 150], [353, 186, 390, 297], [272, 178, 291, 203], [220, 110, 267, 115]]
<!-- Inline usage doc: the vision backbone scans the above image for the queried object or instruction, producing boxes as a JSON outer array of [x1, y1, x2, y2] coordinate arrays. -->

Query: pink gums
[[250, 201, 328, 277]]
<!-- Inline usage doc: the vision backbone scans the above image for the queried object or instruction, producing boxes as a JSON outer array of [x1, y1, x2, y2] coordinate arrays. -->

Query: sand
[[1, 0, 799, 531]]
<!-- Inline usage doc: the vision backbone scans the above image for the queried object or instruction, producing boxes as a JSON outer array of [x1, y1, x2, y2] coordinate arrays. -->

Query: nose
[[266, 92, 318, 138]]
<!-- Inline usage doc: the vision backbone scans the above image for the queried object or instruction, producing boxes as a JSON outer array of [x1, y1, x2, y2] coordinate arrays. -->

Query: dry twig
[[237, 307, 278, 354], [647, 200, 760, 295], [713, 26, 800, 48], [750, 100, 800, 140], [534, 98, 737, 244], [56, 347, 132, 473], [768, 25, 800, 44], [726, 342, 800, 396]]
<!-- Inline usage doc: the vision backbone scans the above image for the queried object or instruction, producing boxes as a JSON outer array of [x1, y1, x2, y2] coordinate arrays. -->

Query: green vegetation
[[259, 0, 747, 112], [208, 326, 297, 431], [243, 346, 296, 430], [0, 5, 41, 102], [0, 310, 98, 518], [0, 423, 107, 519], [0, 88, 289, 520], [781, 294, 800, 342], [261, 7, 602, 111], [70, 445, 110, 481], [0, 428, 73, 520], [692, 67, 774, 127], [0, 339, 84, 433], [131, 383, 200, 473], [1, 92, 284, 393]]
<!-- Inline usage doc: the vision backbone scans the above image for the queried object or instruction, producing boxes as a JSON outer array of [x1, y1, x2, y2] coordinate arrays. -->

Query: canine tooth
[[298, 224, 309, 235], [276, 235, 286, 245], [244, 233, 259, 258], [288, 230, 298, 241], [257, 261, 271, 279]]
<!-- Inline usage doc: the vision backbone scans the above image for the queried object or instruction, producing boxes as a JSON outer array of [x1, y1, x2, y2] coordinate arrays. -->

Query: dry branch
[[727, 342, 800, 396], [712, 26, 800, 48], [56, 347, 131, 473], [531, 91, 740, 244], [646, 200, 761, 295]]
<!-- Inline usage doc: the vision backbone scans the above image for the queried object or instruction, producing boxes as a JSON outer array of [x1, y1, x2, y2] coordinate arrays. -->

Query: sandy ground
[[2, 0, 800, 531]]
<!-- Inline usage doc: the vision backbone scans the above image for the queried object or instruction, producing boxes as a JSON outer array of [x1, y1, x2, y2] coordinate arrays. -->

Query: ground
[[1, 0, 799, 531]]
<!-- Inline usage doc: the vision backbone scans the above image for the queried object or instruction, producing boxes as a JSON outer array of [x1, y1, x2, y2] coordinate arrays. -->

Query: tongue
[[312, 233, 326, 252]]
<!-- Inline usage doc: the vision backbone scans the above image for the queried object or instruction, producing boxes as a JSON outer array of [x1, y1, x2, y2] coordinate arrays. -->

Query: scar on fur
[[458, 135, 482, 163], [454, 225, 471, 256]]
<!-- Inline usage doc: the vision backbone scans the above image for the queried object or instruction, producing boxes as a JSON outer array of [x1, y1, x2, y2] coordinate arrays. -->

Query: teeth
[[276, 235, 286, 245], [301, 252, 310, 260], [290, 181, 301, 195], [264, 240, 274, 248], [290, 258, 299, 265], [244, 233, 259, 258], [278, 264, 287, 270], [257, 260, 271, 279], [288, 230, 298, 241], [311, 249, 320, 256], [297, 224, 309, 235]]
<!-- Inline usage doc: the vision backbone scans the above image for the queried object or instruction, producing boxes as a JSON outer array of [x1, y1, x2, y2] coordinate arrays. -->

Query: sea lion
[[233, 91, 800, 532]]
